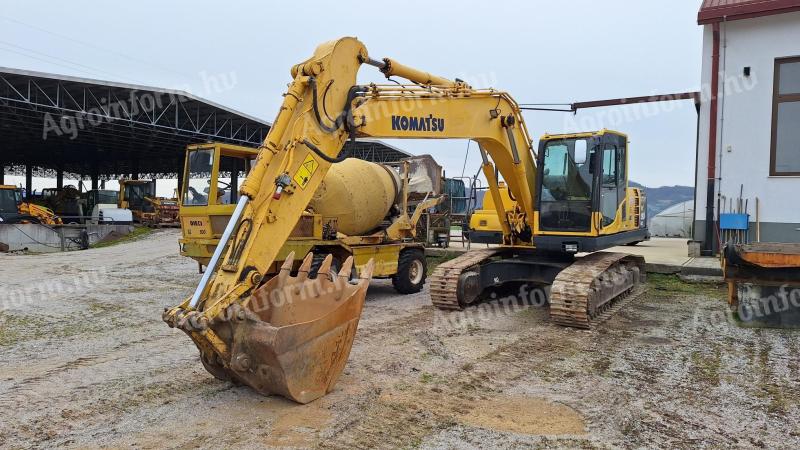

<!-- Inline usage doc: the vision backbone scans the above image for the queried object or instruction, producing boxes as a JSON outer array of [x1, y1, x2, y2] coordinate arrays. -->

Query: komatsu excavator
[[163, 37, 649, 403]]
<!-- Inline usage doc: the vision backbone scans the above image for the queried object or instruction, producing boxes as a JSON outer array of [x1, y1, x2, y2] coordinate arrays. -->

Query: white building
[[695, 0, 800, 254]]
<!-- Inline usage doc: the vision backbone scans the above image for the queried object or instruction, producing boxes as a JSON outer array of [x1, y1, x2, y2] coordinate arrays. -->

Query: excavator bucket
[[197, 252, 374, 404]]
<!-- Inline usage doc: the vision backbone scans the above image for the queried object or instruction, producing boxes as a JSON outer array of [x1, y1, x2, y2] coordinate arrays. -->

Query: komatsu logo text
[[391, 115, 445, 132]]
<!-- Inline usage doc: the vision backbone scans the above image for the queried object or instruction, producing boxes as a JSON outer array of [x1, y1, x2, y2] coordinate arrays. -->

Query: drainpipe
[[703, 21, 721, 256]]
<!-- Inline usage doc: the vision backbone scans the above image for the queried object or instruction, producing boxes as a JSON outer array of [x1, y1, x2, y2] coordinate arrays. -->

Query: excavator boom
[[164, 38, 378, 403]]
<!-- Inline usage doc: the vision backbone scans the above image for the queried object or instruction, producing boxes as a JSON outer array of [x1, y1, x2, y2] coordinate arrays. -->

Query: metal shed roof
[[0, 67, 411, 179], [699, 0, 800, 24]]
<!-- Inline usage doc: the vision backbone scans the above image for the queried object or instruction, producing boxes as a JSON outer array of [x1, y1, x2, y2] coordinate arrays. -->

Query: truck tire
[[392, 249, 427, 294], [309, 253, 341, 281]]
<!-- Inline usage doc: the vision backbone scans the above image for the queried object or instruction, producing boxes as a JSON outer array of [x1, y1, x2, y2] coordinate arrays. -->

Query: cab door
[[599, 143, 621, 229]]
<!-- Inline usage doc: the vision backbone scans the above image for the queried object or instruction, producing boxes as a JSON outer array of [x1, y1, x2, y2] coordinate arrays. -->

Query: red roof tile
[[699, 0, 800, 24]]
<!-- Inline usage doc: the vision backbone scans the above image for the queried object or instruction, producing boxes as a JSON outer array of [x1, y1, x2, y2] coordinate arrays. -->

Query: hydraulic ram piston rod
[[189, 195, 249, 308]]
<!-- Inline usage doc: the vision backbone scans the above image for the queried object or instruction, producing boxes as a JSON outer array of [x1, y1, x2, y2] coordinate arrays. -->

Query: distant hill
[[630, 181, 695, 220], [468, 181, 694, 221]]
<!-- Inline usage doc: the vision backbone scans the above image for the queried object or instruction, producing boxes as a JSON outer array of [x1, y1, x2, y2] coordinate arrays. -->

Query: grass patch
[[425, 252, 461, 275], [648, 273, 724, 298], [91, 226, 153, 248], [690, 349, 721, 385], [0, 302, 128, 347], [0, 312, 49, 346], [762, 384, 789, 416]]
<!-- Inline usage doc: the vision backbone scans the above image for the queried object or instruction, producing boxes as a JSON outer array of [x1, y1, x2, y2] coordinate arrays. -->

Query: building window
[[771, 57, 800, 176]]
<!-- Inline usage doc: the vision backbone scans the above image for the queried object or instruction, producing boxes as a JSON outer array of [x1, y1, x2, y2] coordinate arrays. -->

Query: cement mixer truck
[[178, 142, 443, 294]]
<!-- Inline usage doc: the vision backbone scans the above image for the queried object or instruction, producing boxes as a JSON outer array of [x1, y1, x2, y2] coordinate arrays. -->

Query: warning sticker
[[293, 154, 320, 189]]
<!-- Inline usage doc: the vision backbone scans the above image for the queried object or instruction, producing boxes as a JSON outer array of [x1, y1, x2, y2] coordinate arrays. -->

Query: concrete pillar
[[100, 179, 106, 189], [176, 157, 184, 198], [25, 165, 33, 198], [0, 164, 4, 185], [91, 159, 99, 191], [56, 166, 64, 190]]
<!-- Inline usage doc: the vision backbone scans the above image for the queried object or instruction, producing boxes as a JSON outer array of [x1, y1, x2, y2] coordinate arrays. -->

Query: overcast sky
[[1, 0, 704, 189]]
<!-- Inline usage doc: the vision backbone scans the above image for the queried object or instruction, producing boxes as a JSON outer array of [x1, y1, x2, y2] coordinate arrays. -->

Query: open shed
[[0, 67, 411, 196]]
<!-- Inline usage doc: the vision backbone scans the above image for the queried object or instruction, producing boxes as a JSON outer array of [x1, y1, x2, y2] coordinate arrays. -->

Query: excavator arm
[[163, 37, 540, 403]]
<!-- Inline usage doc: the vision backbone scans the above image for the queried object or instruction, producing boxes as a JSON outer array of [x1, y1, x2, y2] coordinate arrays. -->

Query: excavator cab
[[535, 130, 649, 253]]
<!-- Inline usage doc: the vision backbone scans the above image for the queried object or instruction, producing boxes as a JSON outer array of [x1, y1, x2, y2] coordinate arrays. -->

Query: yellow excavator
[[163, 37, 649, 403], [0, 185, 62, 225], [468, 181, 515, 245]]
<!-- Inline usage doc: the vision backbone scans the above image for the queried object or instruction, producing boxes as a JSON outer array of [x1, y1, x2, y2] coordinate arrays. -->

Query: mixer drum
[[309, 158, 400, 236]]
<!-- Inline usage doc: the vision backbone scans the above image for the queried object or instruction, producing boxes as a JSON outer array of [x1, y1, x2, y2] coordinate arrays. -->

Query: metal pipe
[[189, 195, 249, 309], [756, 197, 761, 242]]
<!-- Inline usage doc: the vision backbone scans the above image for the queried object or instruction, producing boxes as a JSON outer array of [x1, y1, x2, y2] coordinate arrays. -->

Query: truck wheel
[[392, 249, 427, 294], [309, 253, 341, 281]]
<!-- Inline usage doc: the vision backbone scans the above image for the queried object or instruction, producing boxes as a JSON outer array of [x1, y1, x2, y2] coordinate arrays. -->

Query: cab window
[[602, 146, 617, 185], [183, 149, 214, 206]]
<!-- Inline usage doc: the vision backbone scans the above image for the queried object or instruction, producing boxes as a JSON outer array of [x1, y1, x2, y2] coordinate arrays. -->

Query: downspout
[[718, 17, 729, 248], [703, 21, 721, 256], [692, 95, 701, 242]]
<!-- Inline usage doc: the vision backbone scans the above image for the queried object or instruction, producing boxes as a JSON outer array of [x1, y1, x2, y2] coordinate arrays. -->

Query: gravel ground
[[0, 229, 798, 449]]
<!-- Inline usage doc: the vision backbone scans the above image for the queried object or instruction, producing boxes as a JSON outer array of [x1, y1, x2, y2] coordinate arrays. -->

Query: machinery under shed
[[0, 66, 411, 194]]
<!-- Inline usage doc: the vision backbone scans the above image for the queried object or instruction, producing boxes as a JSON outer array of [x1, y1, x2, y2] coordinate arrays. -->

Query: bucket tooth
[[339, 256, 355, 280], [275, 251, 296, 288], [317, 254, 334, 280], [194, 252, 374, 404], [295, 252, 314, 281]]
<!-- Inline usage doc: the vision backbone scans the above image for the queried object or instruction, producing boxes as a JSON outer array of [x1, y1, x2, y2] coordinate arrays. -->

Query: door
[[599, 144, 620, 228]]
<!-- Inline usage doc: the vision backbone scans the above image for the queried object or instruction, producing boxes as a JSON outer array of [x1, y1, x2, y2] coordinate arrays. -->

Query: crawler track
[[429, 250, 646, 329], [429, 248, 501, 310], [548, 252, 646, 329]]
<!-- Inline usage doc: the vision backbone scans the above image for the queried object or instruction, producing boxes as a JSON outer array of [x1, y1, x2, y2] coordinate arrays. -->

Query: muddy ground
[[1, 229, 798, 449]]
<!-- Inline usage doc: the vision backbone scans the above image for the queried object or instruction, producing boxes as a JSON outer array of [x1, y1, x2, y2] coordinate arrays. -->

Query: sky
[[0, 0, 704, 193]]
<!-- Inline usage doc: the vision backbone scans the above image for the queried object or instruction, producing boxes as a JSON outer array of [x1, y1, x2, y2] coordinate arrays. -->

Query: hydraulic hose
[[302, 139, 348, 164]]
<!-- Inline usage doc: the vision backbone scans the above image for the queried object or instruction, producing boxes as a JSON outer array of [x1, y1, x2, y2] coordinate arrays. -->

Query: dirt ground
[[1, 229, 798, 449]]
